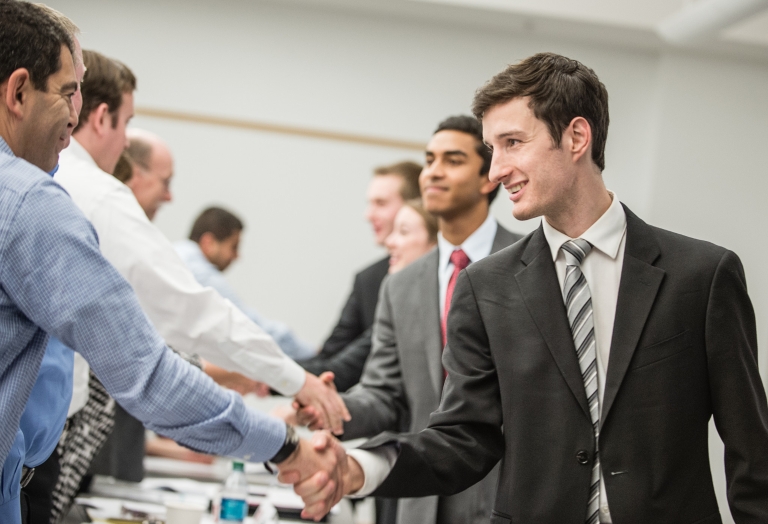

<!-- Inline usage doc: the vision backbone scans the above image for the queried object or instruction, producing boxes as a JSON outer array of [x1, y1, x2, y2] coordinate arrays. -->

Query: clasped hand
[[276, 432, 364, 521]]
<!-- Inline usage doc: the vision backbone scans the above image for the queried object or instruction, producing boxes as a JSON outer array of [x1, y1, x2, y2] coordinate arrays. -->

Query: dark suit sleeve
[[297, 329, 372, 393], [360, 269, 504, 498], [316, 274, 366, 357], [706, 251, 768, 523]]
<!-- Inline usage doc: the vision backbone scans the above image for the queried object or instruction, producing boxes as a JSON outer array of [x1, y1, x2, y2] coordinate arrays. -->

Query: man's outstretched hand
[[277, 432, 364, 521], [294, 371, 350, 435]]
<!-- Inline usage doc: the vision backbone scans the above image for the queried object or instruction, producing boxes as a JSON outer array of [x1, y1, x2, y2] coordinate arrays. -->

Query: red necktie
[[441, 249, 471, 346]]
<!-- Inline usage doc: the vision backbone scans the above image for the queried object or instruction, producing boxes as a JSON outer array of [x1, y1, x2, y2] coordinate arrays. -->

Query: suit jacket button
[[576, 450, 590, 465]]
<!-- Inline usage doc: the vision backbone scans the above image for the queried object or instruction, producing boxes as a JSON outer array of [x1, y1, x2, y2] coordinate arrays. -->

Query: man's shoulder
[[471, 229, 535, 274], [0, 149, 52, 196], [494, 222, 524, 249], [645, 223, 729, 269], [354, 256, 391, 285], [55, 149, 130, 210]]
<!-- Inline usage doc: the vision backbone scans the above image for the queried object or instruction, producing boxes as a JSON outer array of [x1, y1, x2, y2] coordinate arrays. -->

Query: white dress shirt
[[348, 214, 499, 496], [437, 214, 498, 317], [350, 196, 627, 519], [55, 139, 306, 412], [174, 239, 317, 360], [541, 192, 626, 523]]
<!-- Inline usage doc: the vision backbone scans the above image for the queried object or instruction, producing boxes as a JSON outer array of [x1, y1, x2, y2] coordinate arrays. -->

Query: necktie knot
[[450, 249, 470, 271], [561, 239, 592, 267]]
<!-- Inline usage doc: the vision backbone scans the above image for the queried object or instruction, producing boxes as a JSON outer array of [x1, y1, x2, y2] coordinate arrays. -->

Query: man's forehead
[[482, 98, 539, 139], [426, 129, 475, 154]]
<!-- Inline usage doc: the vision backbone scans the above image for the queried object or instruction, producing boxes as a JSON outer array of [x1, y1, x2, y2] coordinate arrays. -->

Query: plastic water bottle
[[219, 461, 249, 522]]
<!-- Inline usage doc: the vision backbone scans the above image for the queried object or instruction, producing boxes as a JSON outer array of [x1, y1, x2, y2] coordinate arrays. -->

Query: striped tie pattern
[[561, 239, 600, 524]]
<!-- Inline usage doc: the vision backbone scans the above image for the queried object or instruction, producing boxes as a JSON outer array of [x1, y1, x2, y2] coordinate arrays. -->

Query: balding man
[[123, 129, 173, 220]]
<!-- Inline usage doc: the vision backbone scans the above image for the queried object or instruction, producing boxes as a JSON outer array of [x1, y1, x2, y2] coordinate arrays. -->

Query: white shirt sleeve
[[87, 185, 306, 396], [346, 446, 398, 498], [67, 353, 90, 417]]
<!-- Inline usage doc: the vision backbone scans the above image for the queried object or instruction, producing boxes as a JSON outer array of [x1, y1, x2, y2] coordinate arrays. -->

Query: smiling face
[[420, 130, 489, 220], [22, 44, 79, 172], [385, 205, 435, 273], [483, 96, 576, 222]]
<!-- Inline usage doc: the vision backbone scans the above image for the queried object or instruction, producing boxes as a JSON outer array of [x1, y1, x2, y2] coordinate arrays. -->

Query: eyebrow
[[426, 149, 468, 157], [495, 130, 525, 140], [60, 81, 79, 93]]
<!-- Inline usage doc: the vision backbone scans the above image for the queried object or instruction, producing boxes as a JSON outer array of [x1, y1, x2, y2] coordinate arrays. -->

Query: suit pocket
[[631, 330, 690, 370], [490, 510, 512, 523]]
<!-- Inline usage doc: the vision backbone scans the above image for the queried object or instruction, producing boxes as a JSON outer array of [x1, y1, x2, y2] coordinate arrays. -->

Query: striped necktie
[[561, 239, 600, 524]]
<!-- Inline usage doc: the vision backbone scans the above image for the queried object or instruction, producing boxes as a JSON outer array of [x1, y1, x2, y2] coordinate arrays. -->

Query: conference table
[[74, 456, 356, 524], [72, 396, 361, 524]]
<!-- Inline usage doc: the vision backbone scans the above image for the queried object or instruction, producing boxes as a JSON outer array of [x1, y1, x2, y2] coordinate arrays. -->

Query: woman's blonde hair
[[403, 199, 438, 244]]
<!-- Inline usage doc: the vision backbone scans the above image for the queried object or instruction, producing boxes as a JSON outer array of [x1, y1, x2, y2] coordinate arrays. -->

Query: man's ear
[[198, 232, 217, 256], [2, 69, 34, 119], [566, 116, 593, 164], [90, 102, 111, 136], [480, 173, 500, 198]]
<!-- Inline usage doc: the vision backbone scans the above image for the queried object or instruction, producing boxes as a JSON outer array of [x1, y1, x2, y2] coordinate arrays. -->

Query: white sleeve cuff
[[346, 446, 398, 498], [271, 358, 307, 396]]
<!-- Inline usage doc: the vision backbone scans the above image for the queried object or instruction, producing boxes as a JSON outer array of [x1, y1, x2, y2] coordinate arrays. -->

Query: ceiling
[[276, 0, 768, 60]]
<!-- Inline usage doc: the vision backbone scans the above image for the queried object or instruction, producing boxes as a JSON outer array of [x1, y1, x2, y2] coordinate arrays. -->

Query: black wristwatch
[[268, 423, 300, 465]]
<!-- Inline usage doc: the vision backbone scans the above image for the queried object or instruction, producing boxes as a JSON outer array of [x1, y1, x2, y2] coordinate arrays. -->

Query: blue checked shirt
[[0, 137, 286, 477]]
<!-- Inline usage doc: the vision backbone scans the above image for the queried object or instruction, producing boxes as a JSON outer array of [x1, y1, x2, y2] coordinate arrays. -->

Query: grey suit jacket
[[342, 223, 521, 524]]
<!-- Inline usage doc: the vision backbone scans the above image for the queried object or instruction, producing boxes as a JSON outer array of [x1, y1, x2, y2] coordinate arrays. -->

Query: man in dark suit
[[281, 53, 768, 523], [298, 115, 521, 524], [301, 161, 422, 392]]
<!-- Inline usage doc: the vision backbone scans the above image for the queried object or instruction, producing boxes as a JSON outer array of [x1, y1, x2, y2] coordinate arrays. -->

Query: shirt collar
[[438, 213, 498, 271], [66, 137, 100, 168], [0, 137, 58, 177], [0, 137, 14, 157], [541, 191, 627, 261]]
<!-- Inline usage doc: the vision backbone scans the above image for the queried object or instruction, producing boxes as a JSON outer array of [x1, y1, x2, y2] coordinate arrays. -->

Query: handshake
[[272, 371, 364, 521], [275, 431, 364, 521]]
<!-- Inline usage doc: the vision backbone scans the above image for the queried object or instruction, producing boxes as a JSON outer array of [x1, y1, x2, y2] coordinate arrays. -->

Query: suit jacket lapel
[[516, 227, 591, 418], [601, 207, 665, 427], [419, 250, 445, 396]]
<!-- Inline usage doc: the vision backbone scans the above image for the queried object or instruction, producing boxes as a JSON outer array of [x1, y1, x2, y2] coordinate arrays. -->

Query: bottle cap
[[232, 461, 245, 472]]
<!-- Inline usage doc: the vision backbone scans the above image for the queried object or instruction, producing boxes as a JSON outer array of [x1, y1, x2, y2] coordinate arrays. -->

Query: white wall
[[47, 1, 768, 521]]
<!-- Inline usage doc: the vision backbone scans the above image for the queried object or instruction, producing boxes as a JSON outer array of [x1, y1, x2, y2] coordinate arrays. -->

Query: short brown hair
[[0, 1, 74, 91], [189, 207, 244, 243], [472, 52, 609, 171], [403, 198, 438, 245], [75, 49, 136, 132], [35, 4, 79, 39], [112, 152, 134, 183], [374, 161, 422, 200]]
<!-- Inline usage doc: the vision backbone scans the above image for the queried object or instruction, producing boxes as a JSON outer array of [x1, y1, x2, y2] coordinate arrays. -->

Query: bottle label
[[219, 498, 248, 521]]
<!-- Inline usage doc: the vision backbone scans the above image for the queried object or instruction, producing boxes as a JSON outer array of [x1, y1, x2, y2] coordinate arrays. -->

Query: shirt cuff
[[272, 358, 306, 396], [346, 446, 397, 498], [229, 410, 287, 463]]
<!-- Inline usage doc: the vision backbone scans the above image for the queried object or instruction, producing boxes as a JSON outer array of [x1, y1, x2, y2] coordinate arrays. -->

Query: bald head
[[125, 129, 173, 220]]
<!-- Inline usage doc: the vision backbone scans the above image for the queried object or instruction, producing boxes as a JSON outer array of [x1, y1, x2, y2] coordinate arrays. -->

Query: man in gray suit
[[298, 115, 521, 524]]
